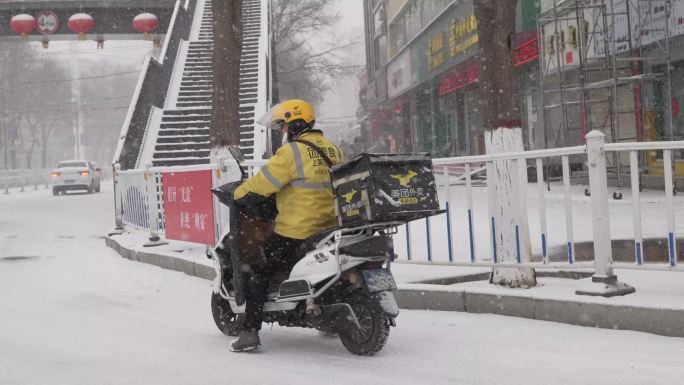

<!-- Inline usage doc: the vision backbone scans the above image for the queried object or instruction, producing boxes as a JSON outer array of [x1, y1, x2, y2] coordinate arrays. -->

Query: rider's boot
[[230, 330, 261, 352]]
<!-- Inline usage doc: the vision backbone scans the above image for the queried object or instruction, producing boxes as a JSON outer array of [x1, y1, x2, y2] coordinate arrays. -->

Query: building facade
[[359, 0, 541, 157], [537, 0, 684, 176]]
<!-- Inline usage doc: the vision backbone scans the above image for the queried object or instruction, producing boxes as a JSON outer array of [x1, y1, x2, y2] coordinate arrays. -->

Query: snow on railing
[[112, 55, 152, 166], [159, 0, 183, 64]]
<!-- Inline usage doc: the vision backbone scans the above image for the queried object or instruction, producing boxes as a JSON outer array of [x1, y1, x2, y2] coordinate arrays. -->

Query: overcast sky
[[316, 0, 365, 128]]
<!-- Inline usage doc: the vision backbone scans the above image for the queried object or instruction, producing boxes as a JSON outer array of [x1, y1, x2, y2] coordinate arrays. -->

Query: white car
[[51, 160, 102, 195]]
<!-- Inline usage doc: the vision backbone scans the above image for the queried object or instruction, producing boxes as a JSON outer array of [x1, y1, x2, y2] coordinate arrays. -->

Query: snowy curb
[[105, 236, 216, 281], [394, 285, 684, 337], [105, 235, 684, 338]]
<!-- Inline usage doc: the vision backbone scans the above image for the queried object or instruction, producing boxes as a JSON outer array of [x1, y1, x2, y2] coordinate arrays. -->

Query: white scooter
[[208, 148, 400, 356]]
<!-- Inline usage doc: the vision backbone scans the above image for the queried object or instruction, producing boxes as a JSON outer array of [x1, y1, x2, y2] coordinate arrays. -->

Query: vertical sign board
[[162, 170, 215, 245]]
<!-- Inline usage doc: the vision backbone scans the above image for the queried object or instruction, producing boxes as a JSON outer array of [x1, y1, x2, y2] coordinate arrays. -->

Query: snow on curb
[[104, 233, 684, 338]]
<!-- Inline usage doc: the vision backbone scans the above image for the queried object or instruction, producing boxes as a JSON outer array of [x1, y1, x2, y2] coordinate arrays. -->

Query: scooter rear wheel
[[211, 292, 242, 337], [338, 292, 391, 356]]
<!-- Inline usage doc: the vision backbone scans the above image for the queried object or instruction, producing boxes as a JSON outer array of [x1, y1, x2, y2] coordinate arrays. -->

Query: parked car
[[51, 160, 101, 195]]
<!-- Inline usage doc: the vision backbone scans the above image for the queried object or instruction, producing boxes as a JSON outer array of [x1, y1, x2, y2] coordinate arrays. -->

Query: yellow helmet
[[271, 99, 315, 125]]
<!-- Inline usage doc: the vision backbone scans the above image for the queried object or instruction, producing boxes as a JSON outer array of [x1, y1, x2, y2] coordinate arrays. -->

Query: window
[[374, 35, 388, 70], [57, 161, 87, 168], [374, 4, 386, 38], [389, 0, 452, 55]]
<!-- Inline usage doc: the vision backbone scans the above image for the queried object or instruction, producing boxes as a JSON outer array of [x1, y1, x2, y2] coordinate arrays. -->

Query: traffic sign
[[37, 11, 59, 35]]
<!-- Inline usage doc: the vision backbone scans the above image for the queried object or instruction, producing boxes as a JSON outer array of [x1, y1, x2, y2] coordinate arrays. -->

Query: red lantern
[[133, 13, 159, 41], [67, 13, 95, 40], [11, 14, 37, 41]]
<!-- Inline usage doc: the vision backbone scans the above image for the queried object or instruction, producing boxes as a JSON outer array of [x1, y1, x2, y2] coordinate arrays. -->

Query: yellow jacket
[[234, 131, 343, 240]]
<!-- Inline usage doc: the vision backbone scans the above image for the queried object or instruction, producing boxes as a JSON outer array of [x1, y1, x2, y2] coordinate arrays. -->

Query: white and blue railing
[[112, 131, 684, 280]]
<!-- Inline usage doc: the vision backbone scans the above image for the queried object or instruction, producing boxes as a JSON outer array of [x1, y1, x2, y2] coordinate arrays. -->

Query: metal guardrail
[[404, 132, 682, 274], [111, 132, 684, 296], [0, 169, 52, 193]]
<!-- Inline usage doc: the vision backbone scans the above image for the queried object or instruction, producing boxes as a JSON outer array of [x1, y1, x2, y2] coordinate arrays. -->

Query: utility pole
[[69, 41, 84, 159]]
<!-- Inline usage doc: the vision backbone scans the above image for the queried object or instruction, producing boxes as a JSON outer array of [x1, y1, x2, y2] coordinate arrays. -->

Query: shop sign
[[411, 0, 477, 84], [592, 0, 684, 57], [162, 170, 215, 245], [427, 31, 446, 71], [387, 48, 412, 99], [540, 9, 596, 72], [514, 35, 539, 67], [438, 59, 480, 96], [450, 14, 478, 57], [672, 0, 684, 37]]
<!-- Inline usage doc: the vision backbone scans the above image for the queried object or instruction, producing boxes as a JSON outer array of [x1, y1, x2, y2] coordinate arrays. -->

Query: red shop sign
[[438, 61, 480, 96], [513, 37, 539, 67], [162, 170, 215, 245]]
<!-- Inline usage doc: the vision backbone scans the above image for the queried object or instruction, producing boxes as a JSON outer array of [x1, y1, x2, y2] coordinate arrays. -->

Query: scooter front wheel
[[211, 292, 242, 337], [338, 292, 391, 356]]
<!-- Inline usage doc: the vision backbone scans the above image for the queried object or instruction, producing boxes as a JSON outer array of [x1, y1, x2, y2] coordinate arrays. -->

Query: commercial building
[[359, 0, 541, 157], [538, 0, 684, 178]]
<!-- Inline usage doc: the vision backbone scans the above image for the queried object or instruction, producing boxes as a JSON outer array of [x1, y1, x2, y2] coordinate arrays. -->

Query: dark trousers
[[243, 233, 303, 331]]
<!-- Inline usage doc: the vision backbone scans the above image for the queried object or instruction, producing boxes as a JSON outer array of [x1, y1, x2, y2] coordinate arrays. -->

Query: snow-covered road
[[1, 184, 684, 385]]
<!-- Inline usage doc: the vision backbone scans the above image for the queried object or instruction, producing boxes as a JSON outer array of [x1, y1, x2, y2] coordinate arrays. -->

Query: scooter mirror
[[228, 146, 246, 163]]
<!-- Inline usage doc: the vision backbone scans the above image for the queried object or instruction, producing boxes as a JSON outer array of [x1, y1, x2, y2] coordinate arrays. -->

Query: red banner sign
[[513, 36, 539, 67], [162, 170, 215, 245], [438, 60, 480, 96]]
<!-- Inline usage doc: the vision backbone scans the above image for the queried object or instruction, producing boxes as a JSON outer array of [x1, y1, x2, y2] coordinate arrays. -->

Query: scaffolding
[[537, 0, 675, 198]]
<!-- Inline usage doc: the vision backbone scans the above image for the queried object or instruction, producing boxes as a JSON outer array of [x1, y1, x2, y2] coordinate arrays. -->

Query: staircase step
[[179, 86, 212, 92], [180, 83, 212, 88], [153, 150, 211, 159], [182, 76, 213, 81], [177, 98, 213, 104], [157, 135, 210, 144], [152, 158, 210, 167], [161, 114, 210, 122], [178, 92, 213, 98], [156, 143, 209, 152], [159, 130, 210, 138], [160, 121, 210, 129], [176, 103, 213, 109], [183, 70, 213, 75], [179, 88, 212, 94], [164, 107, 212, 115]]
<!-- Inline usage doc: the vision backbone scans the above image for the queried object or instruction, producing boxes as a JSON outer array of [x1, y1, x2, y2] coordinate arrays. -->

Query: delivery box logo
[[390, 170, 417, 187], [342, 189, 358, 203]]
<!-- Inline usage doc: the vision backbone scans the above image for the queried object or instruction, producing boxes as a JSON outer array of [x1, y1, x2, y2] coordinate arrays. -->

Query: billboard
[[162, 170, 215, 245]]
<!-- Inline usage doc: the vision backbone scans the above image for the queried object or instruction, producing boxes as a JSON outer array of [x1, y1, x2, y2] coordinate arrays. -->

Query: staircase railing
[[113, 0, 199, 170]]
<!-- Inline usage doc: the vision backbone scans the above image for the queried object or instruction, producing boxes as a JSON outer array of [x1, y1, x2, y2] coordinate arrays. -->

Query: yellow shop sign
[[450, 14, 478, 56]]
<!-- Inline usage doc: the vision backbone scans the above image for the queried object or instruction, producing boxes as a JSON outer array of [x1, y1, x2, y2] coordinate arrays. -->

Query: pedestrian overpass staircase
[[114, 0, 270, 169]]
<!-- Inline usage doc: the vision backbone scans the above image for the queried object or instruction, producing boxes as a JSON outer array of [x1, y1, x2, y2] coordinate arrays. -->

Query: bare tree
[[272, 0, 358, 104], [19, 58, 71, 169], [473, 0, 536, 287], [212, 0, 243, 148], [0, 42, 37, 169]]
